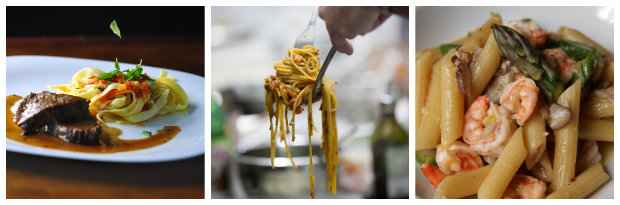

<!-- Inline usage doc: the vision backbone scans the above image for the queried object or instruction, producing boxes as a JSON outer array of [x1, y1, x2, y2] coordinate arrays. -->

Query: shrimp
[[503, 175, 547, 199], [548, 103, 571, 129], [506, 19, 549, 48], [544, 48, 577, 82], [436, 141, 483, 175], [500, 76, 539, 125], [463, 96, 516, 157]]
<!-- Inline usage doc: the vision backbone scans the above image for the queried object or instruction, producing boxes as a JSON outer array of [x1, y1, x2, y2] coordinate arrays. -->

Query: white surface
[[415, 6, 614, 198], [6, 56, 205, 163]]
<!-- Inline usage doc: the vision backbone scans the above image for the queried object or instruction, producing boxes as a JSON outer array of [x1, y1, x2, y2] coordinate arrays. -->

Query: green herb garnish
[[98, 59, 146, 81], [98, 58, 122, 80], [110, 20, 122, 39], [439, 43, 460, 55], [124, 60, 144, 81], [142, 130, 153, 137], [103, 20, 146, 81]]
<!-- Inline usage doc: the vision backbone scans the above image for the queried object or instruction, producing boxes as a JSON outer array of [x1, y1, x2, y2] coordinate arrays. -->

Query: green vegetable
[[439, 43, 460, 55], [142, 130, 152, 137], [416, 150, 436, 165], [98, 59, 145, 81], [492, 25, 564, 102], [110, 20, 122, 39], [552, 39, 594, 60], [124, 60, 144, 81], [98, 58, 122, 80]]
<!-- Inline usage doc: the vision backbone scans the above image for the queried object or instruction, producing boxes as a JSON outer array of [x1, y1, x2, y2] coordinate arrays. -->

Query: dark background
[[7, 6, 205, 76], [8, 6, 204, 37]]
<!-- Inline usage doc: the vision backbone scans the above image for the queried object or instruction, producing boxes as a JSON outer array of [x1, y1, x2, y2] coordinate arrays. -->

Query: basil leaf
[[110, 20, 122, 39]]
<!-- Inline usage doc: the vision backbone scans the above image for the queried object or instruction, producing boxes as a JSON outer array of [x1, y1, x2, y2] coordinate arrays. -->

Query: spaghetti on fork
[[264, 45, 339, 198]]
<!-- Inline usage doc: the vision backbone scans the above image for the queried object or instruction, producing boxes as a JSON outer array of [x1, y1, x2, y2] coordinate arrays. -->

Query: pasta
[[440, 50, 464, 145], [50, 61, 188, 123], [478, 128, 526, 198], [264, 45, 338, 197], [416, 13, 613, 199], [579, 118, 613, 142], [416, 53, 449, 150], [547, 163, 610, 198], [524, 110, 546, 169], [416, 49, 441, 129], [583, 87, 613, 118], [552, 81, 581, 191], [435, 165, 492, 198], [471, 34, 501, 98]]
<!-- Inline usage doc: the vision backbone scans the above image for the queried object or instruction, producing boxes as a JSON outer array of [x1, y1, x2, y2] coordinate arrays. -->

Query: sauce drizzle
[[6, 95, 180, 153]]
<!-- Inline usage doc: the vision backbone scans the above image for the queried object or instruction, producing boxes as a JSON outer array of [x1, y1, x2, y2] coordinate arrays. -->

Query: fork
[[294, 9, 318, 49], [293, 8, 337, 99]]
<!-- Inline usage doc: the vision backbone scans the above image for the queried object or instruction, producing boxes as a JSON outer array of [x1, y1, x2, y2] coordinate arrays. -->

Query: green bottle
[[371, 92, 409, 198]]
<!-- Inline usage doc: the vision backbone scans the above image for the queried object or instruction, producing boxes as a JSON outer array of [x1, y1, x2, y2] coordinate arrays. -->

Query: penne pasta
[[471, 34, 501, 98], [477, 128, 527, 198], [552, 81, 582, 191], [583, 88, 613, 119], [416, 52, 452, 150], [459, 13, 502, 50], [440, 51, 465, 145], [598, 142, 613, 164], [547, 163, 610, 198], [579, 118, 613, 142], [416, 49, 441, 129], [524, 110, 547, 169], [435, 165, 492, 198]]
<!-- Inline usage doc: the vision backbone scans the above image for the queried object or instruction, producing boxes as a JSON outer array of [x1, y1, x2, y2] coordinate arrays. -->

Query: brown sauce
[[6, 95, 180, 153]]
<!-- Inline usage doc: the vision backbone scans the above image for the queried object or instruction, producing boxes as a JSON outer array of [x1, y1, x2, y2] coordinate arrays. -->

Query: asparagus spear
[[492, 24, 564, 102]]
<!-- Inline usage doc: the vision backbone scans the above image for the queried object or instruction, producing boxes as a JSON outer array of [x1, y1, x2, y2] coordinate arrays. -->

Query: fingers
[[319, 6, 391, 55], [327, 25, 353, 55]]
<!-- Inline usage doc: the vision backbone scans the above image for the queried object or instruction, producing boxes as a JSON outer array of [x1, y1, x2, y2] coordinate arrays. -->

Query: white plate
[[415, 6, 614, 198], [6, 56, 205, 163]]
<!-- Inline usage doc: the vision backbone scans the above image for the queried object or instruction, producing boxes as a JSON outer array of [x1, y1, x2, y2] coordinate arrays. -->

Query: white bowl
[[415, 6, 614, 199]]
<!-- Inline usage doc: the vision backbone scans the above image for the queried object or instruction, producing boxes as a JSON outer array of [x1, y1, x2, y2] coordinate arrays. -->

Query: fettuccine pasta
[[50, 61, 189, 124]]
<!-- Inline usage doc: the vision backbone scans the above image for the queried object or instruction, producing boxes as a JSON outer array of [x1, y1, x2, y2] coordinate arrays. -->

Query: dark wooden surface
[[6, 36, 205, 198], [7, 36, 205, 76]]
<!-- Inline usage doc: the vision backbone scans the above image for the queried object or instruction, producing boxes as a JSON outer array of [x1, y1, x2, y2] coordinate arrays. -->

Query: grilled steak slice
[[14, 91, 102, 145]]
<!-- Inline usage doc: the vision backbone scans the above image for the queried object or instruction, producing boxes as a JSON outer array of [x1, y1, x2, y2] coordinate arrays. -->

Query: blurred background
[[6, 6, 204, 198], [211, 6, 409, 198]]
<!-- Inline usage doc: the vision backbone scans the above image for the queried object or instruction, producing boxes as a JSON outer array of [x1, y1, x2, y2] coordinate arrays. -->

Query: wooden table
[[7, 36, 205, 76], [6, 36, 205, 198]]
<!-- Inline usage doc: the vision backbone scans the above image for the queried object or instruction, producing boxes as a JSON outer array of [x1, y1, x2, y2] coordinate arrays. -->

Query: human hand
[[319, 6, 391, 55]]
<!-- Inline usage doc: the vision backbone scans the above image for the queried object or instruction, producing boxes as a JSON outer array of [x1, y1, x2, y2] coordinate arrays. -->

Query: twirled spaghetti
[[50, 61, 189, 124], [264, 45, 339, 197]]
